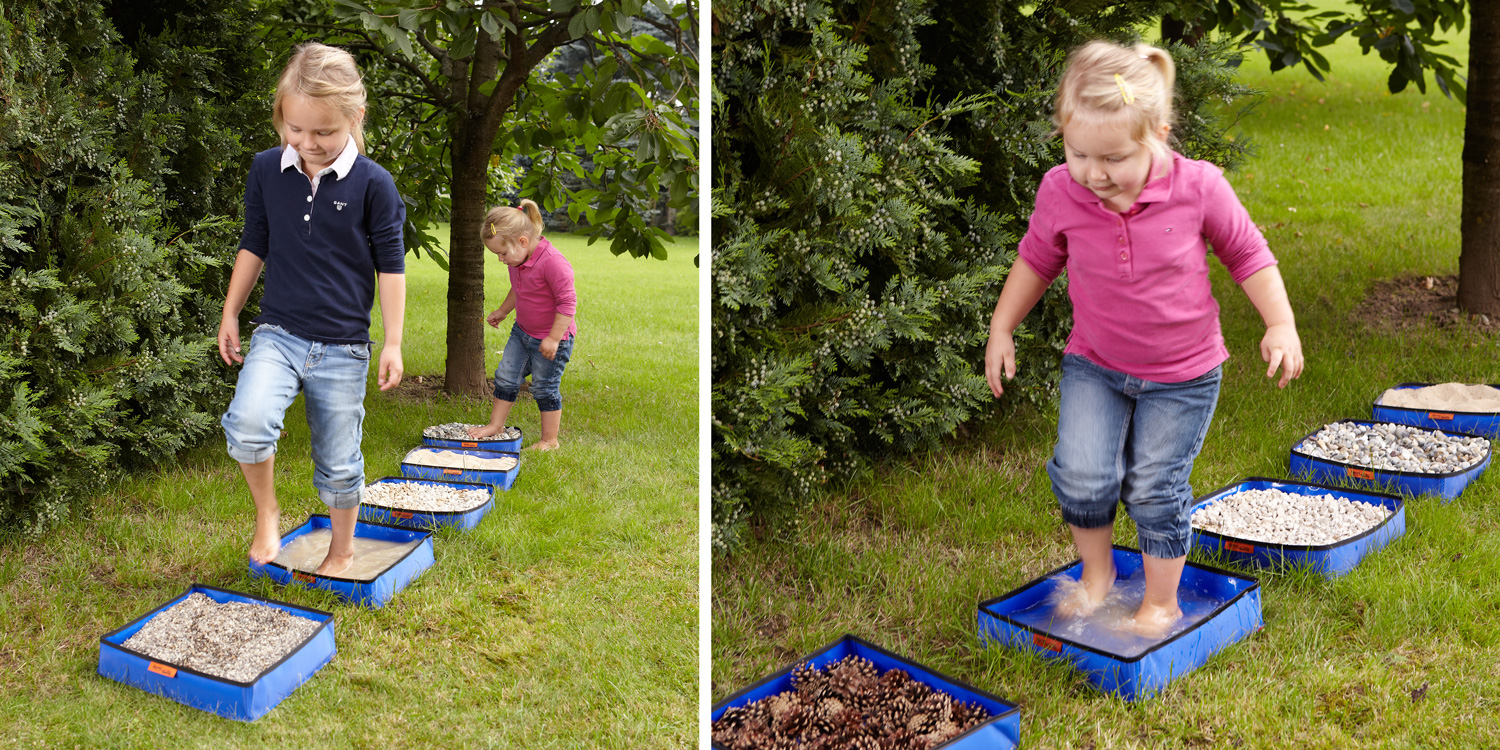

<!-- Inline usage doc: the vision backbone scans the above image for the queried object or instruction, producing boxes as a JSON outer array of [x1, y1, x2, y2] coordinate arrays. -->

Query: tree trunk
[[1458, 1, 1500, 316], [443, 113, 496, 396]]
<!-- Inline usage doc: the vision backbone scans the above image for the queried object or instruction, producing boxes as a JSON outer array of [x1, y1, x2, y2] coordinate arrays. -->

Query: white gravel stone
[[1294, 421, 1489, 474], [423, 423, 521, 441], [363, 481, 490, 512], [1191, 488, 1392, 546], [121, 593, 319, 683], [403, 447, 518, 471]]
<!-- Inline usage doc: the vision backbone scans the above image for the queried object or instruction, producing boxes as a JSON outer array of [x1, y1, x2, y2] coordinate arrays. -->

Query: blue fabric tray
[[249, 514, 435, 608], [422, 425, 523, 453], [977, 546, 1262, 702], [1289, 419, 1491, 500], [1372, 382, 1500, 438], [400, 445, 520, 489], [712, 634, 1021, 749], [97, 584, 335, 721], [1191, 477, 1405, 578], [358, 476, 496, 531]]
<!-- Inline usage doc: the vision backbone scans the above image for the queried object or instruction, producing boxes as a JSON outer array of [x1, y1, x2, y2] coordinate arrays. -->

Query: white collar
[[280, 134, 358, 179]]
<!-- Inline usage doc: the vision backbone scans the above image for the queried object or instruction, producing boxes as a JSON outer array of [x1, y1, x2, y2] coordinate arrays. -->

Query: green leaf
[[397, 9, 421, 30], [584, 6, 602, 35], [480, 10, 500, 41]]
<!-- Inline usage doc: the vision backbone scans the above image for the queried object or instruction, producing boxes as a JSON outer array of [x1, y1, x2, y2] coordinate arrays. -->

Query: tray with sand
[[711, 634, 1020, 750], [399, 445, 520, 489], [358, 476, 496, 531], [97, 584, 335, 721], [1289, 419, 1491, 500], [1372, 382, 1500, 438], [421, 422, 524, 452], [1190, 477, 1405, 578], [977, 546, 1262, 701], [249, 514, 435, 608]]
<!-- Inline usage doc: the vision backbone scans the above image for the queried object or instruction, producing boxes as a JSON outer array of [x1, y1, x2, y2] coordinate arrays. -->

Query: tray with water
[[97, 583, 335, 721], [977, 546, 1261, 701], [249, 514, 435, 608]]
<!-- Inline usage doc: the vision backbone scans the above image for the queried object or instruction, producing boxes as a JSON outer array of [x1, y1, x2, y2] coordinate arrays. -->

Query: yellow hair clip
[[488, 221, 497, 237], [1114, 74, 1134, 105]]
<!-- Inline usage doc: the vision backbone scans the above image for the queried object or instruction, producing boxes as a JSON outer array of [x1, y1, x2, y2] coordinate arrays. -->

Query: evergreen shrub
[[711, 0, 1253, 552], [0, 0, 273, 533]]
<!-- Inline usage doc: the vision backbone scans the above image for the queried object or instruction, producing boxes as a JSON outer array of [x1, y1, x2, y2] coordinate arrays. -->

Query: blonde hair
[[1053, 41, 1176, 172], [272, 42, 368, 154], [481, 199, 545, 245]]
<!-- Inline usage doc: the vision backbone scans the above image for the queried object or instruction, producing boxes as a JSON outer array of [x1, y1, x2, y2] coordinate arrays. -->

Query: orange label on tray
[[1347, 467, 1375, 480], [1225, 540, 1255, 554], [392, 511, 413, 519], [1032, 633, 1063, 652], [443, 468, 462, 475], [461, 441, 478, 448], [292, 571, 316, 584], [1428, 412, 1454, 421], [148, 662, 177, 678]]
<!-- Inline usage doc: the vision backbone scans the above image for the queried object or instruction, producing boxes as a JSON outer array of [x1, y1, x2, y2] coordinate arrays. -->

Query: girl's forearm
[[377, 272, 406, 347], [547, 313, 574, 342], [222, 250, 265, 318], [989, 258, 1051, 334], [1239, 265, 1296, 329]]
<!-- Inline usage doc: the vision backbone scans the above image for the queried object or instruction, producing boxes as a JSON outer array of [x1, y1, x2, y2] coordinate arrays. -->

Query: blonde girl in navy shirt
[[218, 43, 406, 575]]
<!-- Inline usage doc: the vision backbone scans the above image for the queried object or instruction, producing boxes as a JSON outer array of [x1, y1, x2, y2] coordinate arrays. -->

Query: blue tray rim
[[1372, 382, 1500, 418], [976, 545, 1261, 664], [98, 583, 334, 688], [1289, 419, 1492, 480], [257, 514, 434, 584], [710, 633, 1021, 750], [363, 476, 496, 517], [400, 446, 520, 481], [1191, 476, 1405, 553]]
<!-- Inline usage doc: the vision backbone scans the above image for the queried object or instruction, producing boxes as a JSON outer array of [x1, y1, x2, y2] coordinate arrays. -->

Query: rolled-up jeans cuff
[[319, 487, 362, 510], [227, 443, 276, 465], [1059, 505, 1117, 530]]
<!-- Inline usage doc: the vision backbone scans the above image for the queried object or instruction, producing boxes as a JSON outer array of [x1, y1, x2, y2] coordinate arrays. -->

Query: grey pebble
[[121, 593, 319, 683], [363, 481, 490, 512], [423, 423, 521, 441], [1295, 421, 1489, 474], [1191, 488, 1391, 546]]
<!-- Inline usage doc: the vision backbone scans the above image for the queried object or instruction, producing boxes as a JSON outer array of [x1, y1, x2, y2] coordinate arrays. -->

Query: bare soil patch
[[1353, 275, 1500, 333], [377, 374, 530, 404]]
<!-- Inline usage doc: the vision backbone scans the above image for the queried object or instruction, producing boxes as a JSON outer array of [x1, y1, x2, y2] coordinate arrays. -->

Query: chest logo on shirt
[[334, 200, 348, 211]]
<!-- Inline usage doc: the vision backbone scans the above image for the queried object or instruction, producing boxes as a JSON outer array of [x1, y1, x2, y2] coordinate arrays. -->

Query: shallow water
[[1009, 569, 1223, 658], [273, 528, 421, 580]]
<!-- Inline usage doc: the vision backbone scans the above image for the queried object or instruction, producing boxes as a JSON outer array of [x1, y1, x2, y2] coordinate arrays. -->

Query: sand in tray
[[1009, 569, 1222, 659], [403, 447, 518, 471], [1379, 383, 1500, 412], [273, 528, 421, 579]]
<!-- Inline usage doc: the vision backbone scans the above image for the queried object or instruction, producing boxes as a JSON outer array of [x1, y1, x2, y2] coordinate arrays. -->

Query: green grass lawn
[[713, 20, 1500, 750], [0, 232, 698, 748]]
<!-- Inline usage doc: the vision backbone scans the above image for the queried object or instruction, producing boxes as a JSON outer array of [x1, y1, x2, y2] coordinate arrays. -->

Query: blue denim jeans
[[493, 322, 574, 412], [221, 324, 370, 510], [1047, 354, 1222, 559]]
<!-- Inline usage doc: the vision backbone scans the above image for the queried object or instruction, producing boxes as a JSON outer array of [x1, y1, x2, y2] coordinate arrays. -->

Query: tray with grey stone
[[1289, 419, 1492, 500], [97, 584, 335, 721], [422, 422, 523, 452], [358, 476, 496, 531], [1190, 477, 1405, 578]]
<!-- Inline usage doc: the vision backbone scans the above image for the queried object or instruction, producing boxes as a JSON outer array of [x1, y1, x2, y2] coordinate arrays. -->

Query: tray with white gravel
[[1190, 477, 1405, 578], [1372, 382, 1500, 439], [358, 476, 496, 530], [1289, 419, 1491, 500]]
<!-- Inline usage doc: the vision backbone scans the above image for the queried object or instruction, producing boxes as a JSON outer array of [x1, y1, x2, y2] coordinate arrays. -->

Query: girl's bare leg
[[530, 409, 561, 451], [1054, 524, 1116, 616], [468, 397, 515, 439], [315, 506, 358, 576], [241, 458, 281, 564], [1127, 553, 1185, 637]]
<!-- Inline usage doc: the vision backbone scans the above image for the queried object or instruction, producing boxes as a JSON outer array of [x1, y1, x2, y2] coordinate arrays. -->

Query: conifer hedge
[[711, 1, 1253, 552], [0, 0, 273, 533]]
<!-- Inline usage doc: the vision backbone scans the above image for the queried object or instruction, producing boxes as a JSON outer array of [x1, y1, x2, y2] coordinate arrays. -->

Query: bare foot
[[314, 552, 353, 577], [1050, 564, 1115, 618], [1124, 600, 1183, 638], [527, 438, 560, 452], [467, 423, 502, 439], [249, 514, 281, 565]]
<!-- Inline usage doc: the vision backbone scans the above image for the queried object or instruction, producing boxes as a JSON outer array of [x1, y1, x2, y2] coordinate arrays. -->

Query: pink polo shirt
[[1017, 151, 1277, 383], [509, 236, 578, 340]]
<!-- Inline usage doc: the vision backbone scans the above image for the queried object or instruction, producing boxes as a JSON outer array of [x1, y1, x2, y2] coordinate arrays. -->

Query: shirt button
[[303, 214, 310, 221], [1117, 236, 1126, 244], [1120, 251, 1128, 261], [306, 195, 312, 203]]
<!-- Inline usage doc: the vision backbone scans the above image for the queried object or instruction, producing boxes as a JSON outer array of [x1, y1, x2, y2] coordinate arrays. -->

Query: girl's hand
[[378, 343, 404, 391], [1261, 323, 1303, 388], [218, 316, 243, 366], [540, 336, 560, 361], [985, 329, 1017, 398], [486, 308, 506, 328]]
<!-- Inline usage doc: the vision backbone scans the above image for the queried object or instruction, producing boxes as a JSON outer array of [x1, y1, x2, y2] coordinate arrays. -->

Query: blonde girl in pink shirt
[[468, 199, 578, 450], [984, 41, 1304, 637]]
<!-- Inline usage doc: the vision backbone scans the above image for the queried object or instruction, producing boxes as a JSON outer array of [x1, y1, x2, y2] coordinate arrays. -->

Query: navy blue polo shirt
[[238, 146, 406, 345]]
